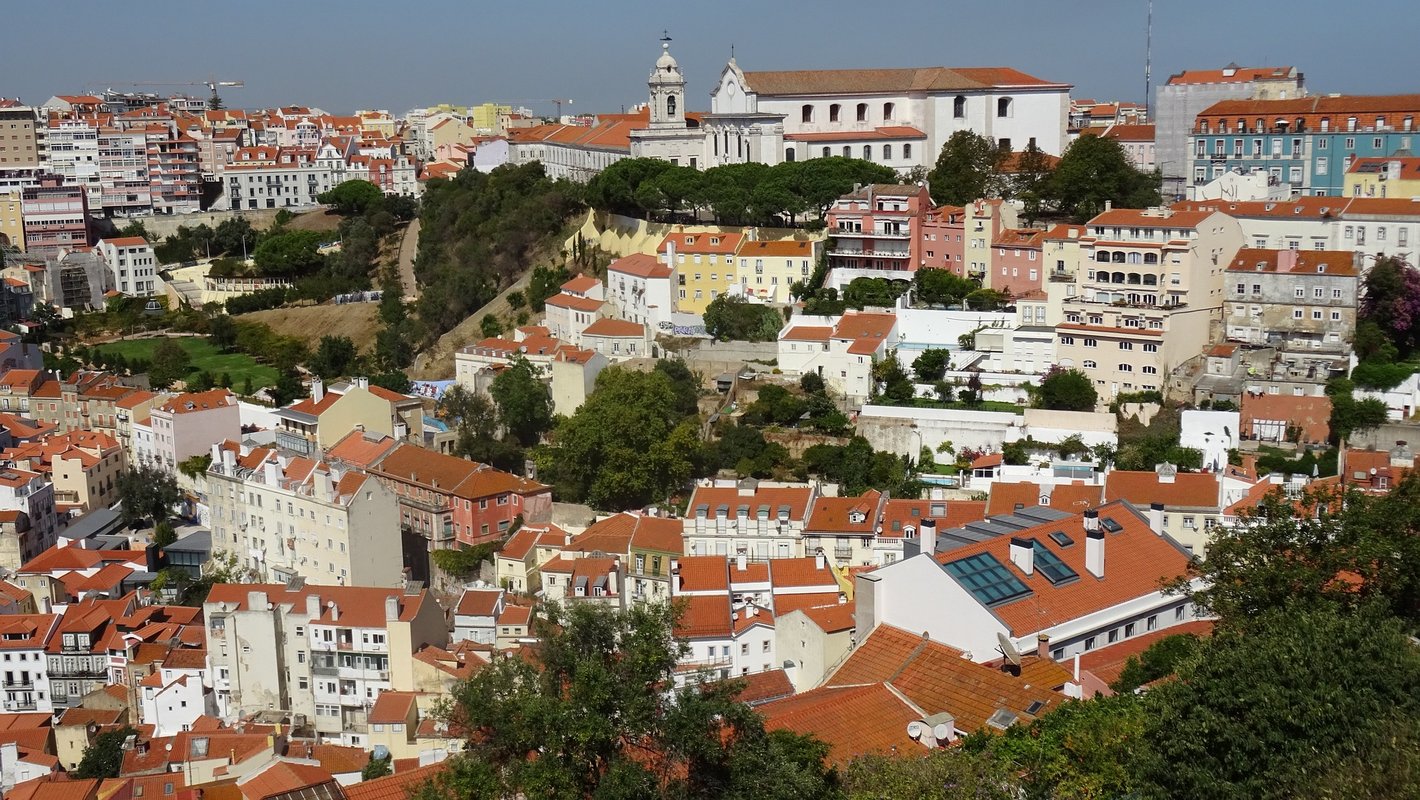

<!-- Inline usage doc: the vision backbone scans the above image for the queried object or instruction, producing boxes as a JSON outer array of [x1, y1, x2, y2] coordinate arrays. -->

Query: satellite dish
[[906, 720, 925, 740], [932, 723, 953, 742], [996, 632, 1022, 667]]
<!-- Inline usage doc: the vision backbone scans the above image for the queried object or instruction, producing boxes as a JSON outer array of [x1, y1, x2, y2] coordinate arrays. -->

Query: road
[[397, 218, 421, 301]]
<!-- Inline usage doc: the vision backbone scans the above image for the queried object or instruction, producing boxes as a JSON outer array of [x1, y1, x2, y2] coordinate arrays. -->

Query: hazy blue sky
[[5, 0, 1417, 115]]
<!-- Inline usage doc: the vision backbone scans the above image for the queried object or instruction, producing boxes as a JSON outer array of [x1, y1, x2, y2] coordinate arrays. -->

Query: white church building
[[519, 38, 1072, 180]]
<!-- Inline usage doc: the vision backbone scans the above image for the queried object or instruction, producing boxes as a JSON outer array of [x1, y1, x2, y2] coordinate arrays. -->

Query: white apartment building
[[683, 481, 815, 559], [542, 275, 605, 346], [203, 584, 447, 746], [0, 467, 57, 561], [223, 146, 341, 212], [95, 236, 158, 296], [138, 653, 215, 737], [604, 253, 675, 334], [777, 311, 898, 406], [207, 442, 403, 588], [0, 614, 58, 714], [41, 117, 101, 207], [1055, 207, 1244, 399]]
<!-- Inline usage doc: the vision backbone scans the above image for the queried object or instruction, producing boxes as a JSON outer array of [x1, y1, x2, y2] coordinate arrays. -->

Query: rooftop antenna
[[1144, 0, 1153, 118]]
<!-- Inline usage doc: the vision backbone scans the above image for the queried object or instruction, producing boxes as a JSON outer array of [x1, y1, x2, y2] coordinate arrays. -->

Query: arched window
[[842, 146, 851, 157], [1083, 360, 1098, 369], [822, 147, 830, 158], [1127, 252, 1141, 264], [953, 96, 966, 119], [829, 104, 842, 123], [903, 143, 913, 159], [785, 147, 796, 162], [1112, 272, 1126, 283], [997, 97, 1013, 118], [1096, 251, 1111, 263], [856, 103, 868, 122], [801, 105, 813, 123], [1143, 253, 1159, 265], [666, 94, 677, 118], [1127, 273, 1142, 284], [863, 145, 872, 160], [883, 102, 895, 120], [883, 144, 893, 160], [1142, 273, 1158, 285], [1112, 252, 1126, 263]]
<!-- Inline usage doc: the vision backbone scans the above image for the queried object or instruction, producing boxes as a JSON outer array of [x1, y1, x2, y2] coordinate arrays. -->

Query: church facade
[[516, 40, 1072, 180]]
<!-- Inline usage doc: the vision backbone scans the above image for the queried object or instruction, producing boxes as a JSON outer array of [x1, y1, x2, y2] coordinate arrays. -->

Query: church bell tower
[[648, 32, 685, 129]]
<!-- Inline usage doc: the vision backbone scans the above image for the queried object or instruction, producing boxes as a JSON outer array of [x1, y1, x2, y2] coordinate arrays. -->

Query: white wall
[[857, 404, 1025, 459], [857, 555, 1010, 662]]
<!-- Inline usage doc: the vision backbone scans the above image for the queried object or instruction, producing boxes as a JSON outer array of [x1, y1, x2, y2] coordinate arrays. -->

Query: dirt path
[[398, 219, 421, 301], [409, 270, 535, 380]]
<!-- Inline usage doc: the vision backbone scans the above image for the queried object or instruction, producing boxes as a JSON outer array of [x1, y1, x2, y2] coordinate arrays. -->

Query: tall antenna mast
[[1145, 0, 1153, 118]]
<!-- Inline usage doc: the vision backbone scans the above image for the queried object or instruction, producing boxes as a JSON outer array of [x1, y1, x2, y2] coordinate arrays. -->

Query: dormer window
[[848, 511, 866, 524]]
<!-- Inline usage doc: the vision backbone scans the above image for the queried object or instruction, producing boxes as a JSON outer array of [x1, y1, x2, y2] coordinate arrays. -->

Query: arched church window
[[667, 95, 677, 118]]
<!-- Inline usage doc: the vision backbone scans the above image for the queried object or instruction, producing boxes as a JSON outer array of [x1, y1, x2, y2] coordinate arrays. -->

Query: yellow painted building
[[470, 102, 513, 133], [1347, 157, 1420, 200], [734, 238, 821, 303], [0, 192, 22, 251], [661, 231, 745, 314]]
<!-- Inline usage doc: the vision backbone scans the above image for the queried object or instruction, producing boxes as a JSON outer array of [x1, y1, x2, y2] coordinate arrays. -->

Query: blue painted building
[[1188, 95, 1420, 197]]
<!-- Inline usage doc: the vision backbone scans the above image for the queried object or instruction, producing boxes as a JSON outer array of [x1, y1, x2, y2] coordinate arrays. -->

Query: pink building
[[144, 390, 240, 472], [825, 183, 931, 282], [21, 176, 89, 255], [920, 205, 966, 275], [990, 228, 1047, 296]]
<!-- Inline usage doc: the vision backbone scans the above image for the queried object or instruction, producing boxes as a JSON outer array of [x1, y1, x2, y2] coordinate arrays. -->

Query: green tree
[[177, 454, 213, 481], [148, 339, 192, 390], [308, 335, 358, 379], [653, 359, 701, 417], [117, 464, 183, 527], [912, 348, 950, 383], [1034, 366, 1098, 411], [318, 180, 385, 215], [1011, 140, 1057, 223], [242, 376, 254, 396], [927, 130, 1002, 205], [912, 267, 978, 306], [1133, 605, 1420, 800], [702, 295, 782, 342], [480, 314, 504, 338], [799, 372, 825, 394], [152, 521, 177, 547], [252, 229, 325, 276], [362, 752, 394, 781], [1111, 631, 1205, 694], [490, 355, 552, 446], [872, 355, 915, 405], [1326, 377, 1390, 441], [370, 370, 414, 394], [440, 383, 521, 471], [414, 602, 838, 800], [186, 370, 215, 392], [844, 747, 1012, 800], [538, 367, 705, 509], [988, 695, 1146, 799], [1048, 135, 1161, 221], [72, 726, 139, 779], [208, 314, 237, 351]]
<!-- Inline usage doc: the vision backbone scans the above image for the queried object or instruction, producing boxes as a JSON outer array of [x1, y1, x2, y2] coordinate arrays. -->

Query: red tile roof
[[785, 126, 927, 143], [731, 668, 795, 705], [1075, 619, 1214, 689], [367, 691, 419, 724], [237, 761, 337, 800], [342, 763, 448, 800], [657, 232, 744, 255], [607, 253, 672, 280], [759, 683, 920, 763], [1165, 66, 1296, 85], [1103, 470, 1219, 509], [1227, 248, 1359, 276], [581, 318, 645, 338]]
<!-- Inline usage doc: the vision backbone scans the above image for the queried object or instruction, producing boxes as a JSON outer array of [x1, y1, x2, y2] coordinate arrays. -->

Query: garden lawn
[[94, 337, 279, 388]]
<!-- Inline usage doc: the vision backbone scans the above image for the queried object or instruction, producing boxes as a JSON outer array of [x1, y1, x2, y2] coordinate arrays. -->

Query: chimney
[[210, 442, 222, 464], [328, 601, 339, 622], [1277, 248, 1299, 273], [1008, 537, 1034, 575], [1082, 509, 1100, 532], [356, 377, 369, 390], [1085, 529, 1105, 578], [384, 595, 399, 622], [263, 458, 281, 485], [736, 552, 747, 572], [815, 548, 826, 570], [920, 519, 937, 558], [608, 558, 620, 596], [305, 594, 321, 620], [1036, 633, 1051, 659], [1104, 199, 1113, 212], [222, 447, 236, 472], [311, 378, 324, 403], [1148, 502, 1165, 535], [665, 239, 676, 267], [247, 591, 268, 611]]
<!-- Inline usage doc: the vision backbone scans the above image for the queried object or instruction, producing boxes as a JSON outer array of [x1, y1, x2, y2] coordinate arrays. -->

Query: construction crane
[[493, 99, 574, 118], [118, 78, 245, 108]]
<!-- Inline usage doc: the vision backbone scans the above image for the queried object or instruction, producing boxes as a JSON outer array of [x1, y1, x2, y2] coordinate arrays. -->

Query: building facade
[[1223, 248, 1359, 352]]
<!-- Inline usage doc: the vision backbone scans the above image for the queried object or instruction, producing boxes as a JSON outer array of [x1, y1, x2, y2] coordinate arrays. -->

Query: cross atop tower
[[661, 30, 672, 44]]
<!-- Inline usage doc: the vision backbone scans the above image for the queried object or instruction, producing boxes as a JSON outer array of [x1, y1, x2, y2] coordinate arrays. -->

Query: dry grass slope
[[238, 303, 381, 353]]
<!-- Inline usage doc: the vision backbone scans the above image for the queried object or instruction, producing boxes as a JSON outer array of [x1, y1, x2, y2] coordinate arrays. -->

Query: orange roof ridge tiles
[[608, 253, 673, 279], [581, 317, 645, 337], [1227, 248, 1359, 276], [742, 66, 1069, 96], [1166, 66, 1295, 85]]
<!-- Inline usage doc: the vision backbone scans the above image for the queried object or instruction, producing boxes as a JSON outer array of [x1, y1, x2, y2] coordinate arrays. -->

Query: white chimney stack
[[1085, 529, 1105, 578], [311, 378, 324, 403], [384, 595, 399, 622], [1008, 537, 1034, 575], [1148, 502, 1165, 535], [920, 519, 937, 558], [736, 552, 747, 572], [1082, 509, 1100, 533], [815, 548, 826, 570]]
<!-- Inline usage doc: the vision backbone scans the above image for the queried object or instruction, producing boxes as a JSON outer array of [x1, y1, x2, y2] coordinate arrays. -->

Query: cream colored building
[[204, 583, 447, 747], [207, 441, 403, 588], [776, 605, 855, 691], [273, 378, 425, 456], [2, 430, 126, 513], [469, 103, 513, 134], [0, 192, 22, 251], [1055, 207, 1243, 399], [965, 198, 1019, 283]]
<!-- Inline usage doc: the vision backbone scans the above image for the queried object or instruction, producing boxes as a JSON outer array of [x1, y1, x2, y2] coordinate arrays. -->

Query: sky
[[5, 0, 1418, 116]]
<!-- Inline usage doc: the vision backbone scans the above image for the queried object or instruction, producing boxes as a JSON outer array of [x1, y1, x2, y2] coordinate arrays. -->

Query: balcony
[[400, 494, 452, 514], [828, 248, 910, 259], [1049, 270, 1076, 282], [3, 679, 35, 689], [4, 698, 37, 711]]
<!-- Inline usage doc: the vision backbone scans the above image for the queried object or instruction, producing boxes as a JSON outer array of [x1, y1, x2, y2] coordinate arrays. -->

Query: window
[[1317, 156, 1328, 175], [1142, 365, 1158, 374], [1118, 363, 1133, 372], [903, 143, 912, 159], [1293, 309, 1304, 319], [1125, 622, 1136, 637], [1108, 629, 1119, 644], [997, 98, 1013, 118], [856, 103, 867, 122], [1083, 360, 1097, 368], [1083, 636, 1096, 651], [1119, 341, 1133, 350], [883, 144, 892, 159], [801, 105, 813, 123], [829, 104, 841, 123], [1083, 338, 1098, 348], [1147, 615, 1159, 631], [1345, 137, 1355, 149], [1060, 336, 1075, 345], [862, 145, 871, 160], [1175, 606, 1186, 622], [953, 95, 966, 118]]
